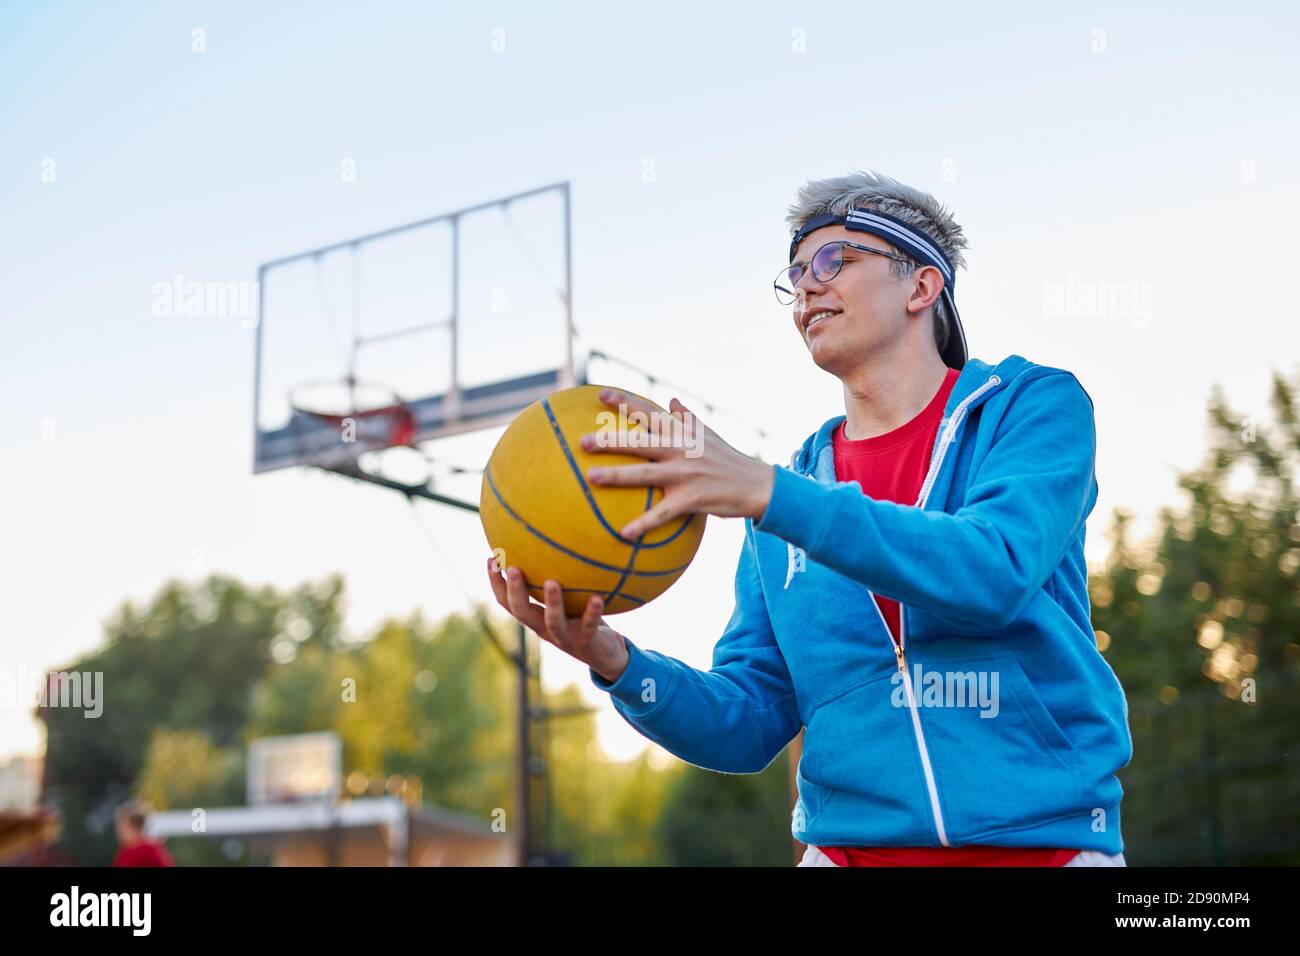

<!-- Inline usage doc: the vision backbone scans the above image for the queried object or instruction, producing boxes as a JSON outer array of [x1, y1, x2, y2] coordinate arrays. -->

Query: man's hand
[[486, 556, 631, 683], [580, 388, 775, 539]]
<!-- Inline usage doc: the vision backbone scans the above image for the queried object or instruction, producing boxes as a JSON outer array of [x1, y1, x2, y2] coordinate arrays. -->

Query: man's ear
[[907, 264, 945, 315]]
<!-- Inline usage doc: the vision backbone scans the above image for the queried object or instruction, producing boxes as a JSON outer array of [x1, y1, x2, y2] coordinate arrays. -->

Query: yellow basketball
[[480, 384, 707, 616]]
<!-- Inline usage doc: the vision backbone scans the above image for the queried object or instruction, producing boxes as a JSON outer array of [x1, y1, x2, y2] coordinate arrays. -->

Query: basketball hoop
[[288, 376, 418, 472]]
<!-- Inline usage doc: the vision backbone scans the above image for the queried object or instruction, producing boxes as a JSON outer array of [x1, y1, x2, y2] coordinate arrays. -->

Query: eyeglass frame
[[774, 239, 913, 305]]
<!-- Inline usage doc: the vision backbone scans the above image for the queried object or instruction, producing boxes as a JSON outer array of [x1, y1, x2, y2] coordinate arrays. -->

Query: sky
[[2, 1, 1298, 764]]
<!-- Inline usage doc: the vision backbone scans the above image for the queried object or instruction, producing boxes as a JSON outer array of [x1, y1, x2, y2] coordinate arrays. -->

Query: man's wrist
[[746, 459, 776, 522], [592, 633, 630, 684]]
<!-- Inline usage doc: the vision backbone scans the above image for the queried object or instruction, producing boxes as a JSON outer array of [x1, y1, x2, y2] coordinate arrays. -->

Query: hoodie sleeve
[[587, 521, 803, 774], [754, 371, 1097, 631]]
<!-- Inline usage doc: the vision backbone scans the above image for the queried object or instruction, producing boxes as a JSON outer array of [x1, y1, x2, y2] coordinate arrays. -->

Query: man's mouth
[[803, 309, 840, 332]]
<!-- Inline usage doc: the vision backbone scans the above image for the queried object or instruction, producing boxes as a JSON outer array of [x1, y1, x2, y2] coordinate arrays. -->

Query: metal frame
[[252, 181, 581, 504]]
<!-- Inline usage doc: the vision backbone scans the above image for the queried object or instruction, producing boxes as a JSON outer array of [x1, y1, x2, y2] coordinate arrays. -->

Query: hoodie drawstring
[[784, 542, 806, 589]]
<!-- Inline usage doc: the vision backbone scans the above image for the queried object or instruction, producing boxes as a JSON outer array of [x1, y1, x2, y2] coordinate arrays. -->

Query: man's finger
[[541, 580, 569, 645], [591, 388, 686, 453], [588, 461, 679, 487], [505, 567, 548, 636], [597, 387, 660, 420], [579, 594, 605, 635], [487, 556, 510, 609], [580, 429, 676, 461], [669, 397, 715, 441], [619, 498, 682, 539]]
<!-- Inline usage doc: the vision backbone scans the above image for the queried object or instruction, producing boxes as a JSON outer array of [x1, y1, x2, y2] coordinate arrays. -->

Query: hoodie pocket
[[801, 669, 935, 844], [917, 652, 1083, 843]]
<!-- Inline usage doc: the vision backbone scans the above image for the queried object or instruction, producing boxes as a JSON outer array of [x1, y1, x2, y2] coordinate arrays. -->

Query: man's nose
[[793, 272, 826, 312]]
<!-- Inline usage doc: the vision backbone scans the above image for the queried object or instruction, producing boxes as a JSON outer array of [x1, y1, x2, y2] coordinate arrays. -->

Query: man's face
[[787, 225, 913, 375]]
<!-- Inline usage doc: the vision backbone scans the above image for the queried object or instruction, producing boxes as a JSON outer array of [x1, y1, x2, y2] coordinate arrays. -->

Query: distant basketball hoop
[[287, 376, 418, 473], [247, 732, 342, 806]]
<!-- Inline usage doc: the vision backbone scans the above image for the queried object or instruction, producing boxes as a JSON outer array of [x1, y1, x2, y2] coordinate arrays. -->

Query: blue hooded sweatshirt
[[589, 354, 1133, 855]]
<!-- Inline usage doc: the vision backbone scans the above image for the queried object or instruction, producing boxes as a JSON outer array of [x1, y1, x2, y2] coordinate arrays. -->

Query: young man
[[112, 801, 176, 867], [487, 170, 1133, 866]]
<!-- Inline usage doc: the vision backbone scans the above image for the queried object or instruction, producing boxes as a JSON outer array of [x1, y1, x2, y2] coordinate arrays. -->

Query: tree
[[39, 576, 305, 863], [653, 754, 794, 866], [1091, 368, 1300, 864]]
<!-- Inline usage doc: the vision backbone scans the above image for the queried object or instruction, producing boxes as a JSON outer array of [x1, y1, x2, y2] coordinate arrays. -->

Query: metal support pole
[[387, 797, 409, 867], [517, 620, 532, 866], [326, 803, 340, 867], [448, 214, 461, 423], [561, 182, 574, 388], [252, 265, 266, 469]]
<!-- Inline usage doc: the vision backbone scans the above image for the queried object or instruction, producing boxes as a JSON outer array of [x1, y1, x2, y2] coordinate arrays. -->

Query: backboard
[[253, 182, 582, 480], [247, 732, 342, 805]]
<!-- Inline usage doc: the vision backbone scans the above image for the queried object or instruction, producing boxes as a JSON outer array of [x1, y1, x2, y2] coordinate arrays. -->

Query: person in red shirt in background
[[112, 801, 176, 867]]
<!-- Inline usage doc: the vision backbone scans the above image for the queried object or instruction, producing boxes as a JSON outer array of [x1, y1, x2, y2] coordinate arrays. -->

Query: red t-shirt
[[815, 367, 1077, 868], [112, 840, 176, 867]]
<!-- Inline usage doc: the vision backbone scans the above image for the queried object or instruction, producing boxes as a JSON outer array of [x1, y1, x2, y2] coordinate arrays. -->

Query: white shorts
[[797, 845, 1126, 867]]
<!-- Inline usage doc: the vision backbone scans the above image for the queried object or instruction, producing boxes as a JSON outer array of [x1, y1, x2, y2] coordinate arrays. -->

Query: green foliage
[[324, 610, 517, 818], [246, 642, 345, 738], [653, 754, 795, 866], [1093, 368, 1300, 864], [137, 728, 244, 810], [529, 683, 671, 865]]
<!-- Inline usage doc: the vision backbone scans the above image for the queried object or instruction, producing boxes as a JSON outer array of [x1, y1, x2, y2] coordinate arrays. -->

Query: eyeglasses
[[774, 240, 911, 306]]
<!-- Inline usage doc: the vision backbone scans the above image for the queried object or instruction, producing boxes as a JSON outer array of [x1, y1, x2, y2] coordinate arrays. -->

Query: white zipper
[[872, 373, 1001, 846], [867, 594, 951, 845], [915, 375, 1002, 511]]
